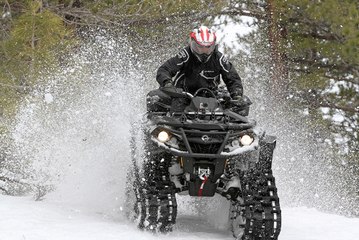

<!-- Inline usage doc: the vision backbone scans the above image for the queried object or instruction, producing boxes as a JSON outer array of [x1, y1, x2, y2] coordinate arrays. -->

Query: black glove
[[231, 95, 247, 108], [161, 81, 178, 93], [232, 95, 243, 101]]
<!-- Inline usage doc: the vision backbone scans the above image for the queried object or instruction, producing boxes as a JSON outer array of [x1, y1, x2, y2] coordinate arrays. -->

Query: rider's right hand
[[231, 95, 247, 107]]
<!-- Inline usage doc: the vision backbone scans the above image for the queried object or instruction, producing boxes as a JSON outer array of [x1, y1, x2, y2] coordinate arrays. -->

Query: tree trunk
[[30, 8, 36, 84], [266, 0, 287, 99]]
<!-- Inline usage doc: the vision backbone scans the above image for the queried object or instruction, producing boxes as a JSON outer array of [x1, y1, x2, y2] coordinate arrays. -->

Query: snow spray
[[11, 29, 150, 217], [8, 25, 356, 228]]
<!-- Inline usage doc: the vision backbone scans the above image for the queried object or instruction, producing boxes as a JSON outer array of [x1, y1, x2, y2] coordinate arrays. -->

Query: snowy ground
[[1, 195, 359, 240]]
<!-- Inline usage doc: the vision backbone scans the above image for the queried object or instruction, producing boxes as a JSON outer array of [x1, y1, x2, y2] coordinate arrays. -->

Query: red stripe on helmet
[[200, 28, 205, 42], [205, 27, 210, 41]]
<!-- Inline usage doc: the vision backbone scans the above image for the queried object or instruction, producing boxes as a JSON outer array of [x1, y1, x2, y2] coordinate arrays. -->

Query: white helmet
[[190, 26, 216, 63]]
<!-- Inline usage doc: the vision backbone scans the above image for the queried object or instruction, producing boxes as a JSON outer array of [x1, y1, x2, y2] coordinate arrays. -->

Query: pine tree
[[274, 0, 358, 153], [0, 0, 73, 117]]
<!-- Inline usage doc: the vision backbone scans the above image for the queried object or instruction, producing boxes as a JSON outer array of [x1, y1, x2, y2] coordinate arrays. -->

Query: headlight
[[158, 130, 170, 143], [240, 134, 254, 146]]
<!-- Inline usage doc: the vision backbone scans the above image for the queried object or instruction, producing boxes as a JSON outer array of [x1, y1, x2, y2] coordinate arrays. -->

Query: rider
[[148, 26, 248, 114]]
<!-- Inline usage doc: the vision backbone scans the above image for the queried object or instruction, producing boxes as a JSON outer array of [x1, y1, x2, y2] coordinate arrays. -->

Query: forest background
[[0, 0, 358, 215]]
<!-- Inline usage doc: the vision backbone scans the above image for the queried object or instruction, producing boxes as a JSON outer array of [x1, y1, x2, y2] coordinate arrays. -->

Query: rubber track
[[239, 167, 281, 240], [135, 156, 178, 232]]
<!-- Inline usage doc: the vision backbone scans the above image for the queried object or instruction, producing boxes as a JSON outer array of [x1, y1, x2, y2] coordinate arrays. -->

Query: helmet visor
[[190, 41, 215, 55]]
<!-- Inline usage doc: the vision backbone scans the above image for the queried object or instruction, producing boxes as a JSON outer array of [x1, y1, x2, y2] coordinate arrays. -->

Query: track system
[[132, 146, 178, 232], [230, 140, 282, 240]]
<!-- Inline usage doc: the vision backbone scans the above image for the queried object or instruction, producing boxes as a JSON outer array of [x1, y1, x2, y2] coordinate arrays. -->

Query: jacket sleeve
[[219, 54, 243, 97], [156, 48, 190, 87]]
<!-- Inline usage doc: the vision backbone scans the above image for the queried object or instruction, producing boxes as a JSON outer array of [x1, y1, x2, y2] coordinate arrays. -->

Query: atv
[[126, 88, 281, 240]]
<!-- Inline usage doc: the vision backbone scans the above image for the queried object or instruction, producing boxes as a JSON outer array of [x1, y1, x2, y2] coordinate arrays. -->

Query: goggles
[[190, 40, 215, 55]]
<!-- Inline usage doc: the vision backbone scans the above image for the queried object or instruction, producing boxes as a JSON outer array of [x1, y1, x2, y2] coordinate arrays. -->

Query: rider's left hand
[[232, 95, 243, 101]]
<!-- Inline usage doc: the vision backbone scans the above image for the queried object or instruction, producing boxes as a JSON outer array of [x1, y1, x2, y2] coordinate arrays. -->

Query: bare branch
[[0, 176, 28, 185], [295, 31, 344, 42], [323, 74, 359, 85], [0, 82, 31, 91], [0, 186, 8, 194], [51, 6, 202, 27], [221, 8, 267, 20], [319, 102, 359, 114], [289, 57, 357, 73]]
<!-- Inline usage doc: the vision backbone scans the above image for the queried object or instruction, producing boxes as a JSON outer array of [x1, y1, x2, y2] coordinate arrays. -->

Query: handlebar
[[193, 88, 217, 98], [161, 87, 251, 107]]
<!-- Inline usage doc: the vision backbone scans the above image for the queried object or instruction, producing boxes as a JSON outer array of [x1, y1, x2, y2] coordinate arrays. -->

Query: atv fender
[[259, 134, 277, 169]]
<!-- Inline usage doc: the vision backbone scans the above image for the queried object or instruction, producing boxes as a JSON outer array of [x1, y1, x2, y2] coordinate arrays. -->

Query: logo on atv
[[201, 135, 210, 142], [199, 102, 209, 110], [198, 167, 211, 180]]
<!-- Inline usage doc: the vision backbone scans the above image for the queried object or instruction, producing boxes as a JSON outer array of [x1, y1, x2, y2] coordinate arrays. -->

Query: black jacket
[[156, 46, 243, 97]]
